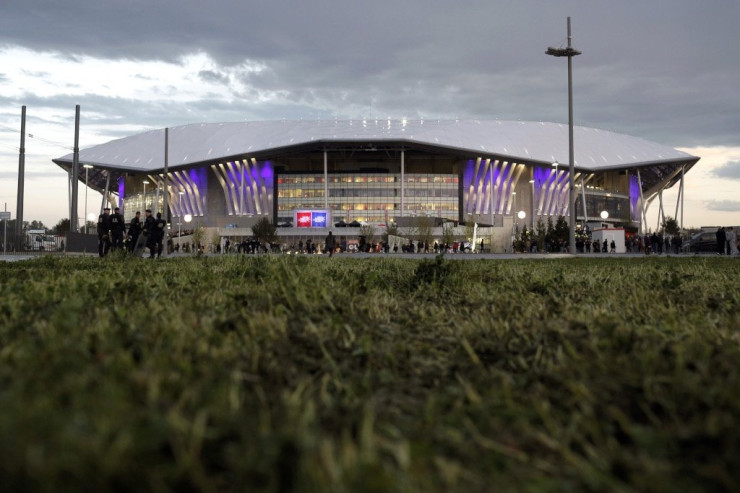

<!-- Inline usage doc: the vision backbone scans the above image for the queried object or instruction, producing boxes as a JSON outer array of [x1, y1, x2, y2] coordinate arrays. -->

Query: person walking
[[109, 207, 126, 251], [325, 231, 336, 257], [142, 209, 156, 258], [127, 211, 142, 253], [716, 227, 726, 255], [96, 207, 112, 257], [725, 227, 738, 255], [153, 212, 167, 258]]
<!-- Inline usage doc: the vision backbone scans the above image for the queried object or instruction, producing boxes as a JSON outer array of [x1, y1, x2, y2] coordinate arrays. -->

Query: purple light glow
[[260, 161, 274, 182], [629, 174, 640, 221], [188, 167, 208, 193], [118, 178, 125, 209]]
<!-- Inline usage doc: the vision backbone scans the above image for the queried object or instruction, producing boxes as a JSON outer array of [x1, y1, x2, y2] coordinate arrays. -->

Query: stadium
[[53, 119, 700, 251]]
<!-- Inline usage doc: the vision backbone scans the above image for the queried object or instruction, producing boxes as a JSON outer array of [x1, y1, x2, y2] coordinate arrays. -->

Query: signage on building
[[294, 210, 331, 228]]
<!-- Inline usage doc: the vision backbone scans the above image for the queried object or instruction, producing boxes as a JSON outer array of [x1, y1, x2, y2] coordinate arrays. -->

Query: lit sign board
[[294, 210, 331, 228]]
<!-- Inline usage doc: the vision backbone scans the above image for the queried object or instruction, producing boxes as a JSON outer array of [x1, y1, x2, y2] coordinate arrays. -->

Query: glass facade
[[574, 193, 631, 222], [277, 173, 459, 224], [123, 193, 164, 223]]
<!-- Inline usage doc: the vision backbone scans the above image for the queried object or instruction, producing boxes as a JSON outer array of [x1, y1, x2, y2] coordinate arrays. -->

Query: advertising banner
[[296, 211, 312, 228], [294, 210, 331, 228], [311, 211, 327, 227]]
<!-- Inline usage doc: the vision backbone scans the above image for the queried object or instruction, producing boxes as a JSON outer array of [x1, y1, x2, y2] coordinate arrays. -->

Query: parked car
[[682, 231, 717, 253]]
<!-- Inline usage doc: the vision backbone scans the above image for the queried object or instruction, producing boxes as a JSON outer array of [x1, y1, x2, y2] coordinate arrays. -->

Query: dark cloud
[[705, 200, 740, 212], [1, 1, 739, 149], [712, 161, 740, 180], [198, 70, 229, 85]]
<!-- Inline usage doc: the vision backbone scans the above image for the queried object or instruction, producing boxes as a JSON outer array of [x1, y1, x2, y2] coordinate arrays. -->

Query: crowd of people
[[94, 214, 740, 258], [96, 208, 166, 258], [716, 227, 739, 255]]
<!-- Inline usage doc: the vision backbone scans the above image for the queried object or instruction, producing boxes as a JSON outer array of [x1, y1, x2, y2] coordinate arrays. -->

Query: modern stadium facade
[[53, 119, 699, 250]]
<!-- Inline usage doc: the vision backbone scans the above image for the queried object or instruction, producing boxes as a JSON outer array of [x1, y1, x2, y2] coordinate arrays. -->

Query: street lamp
[[83, 164, 93, 234], [184, 214, 192, 253], [177, 191, 184, 252], [551, 162, 560, 216], [547, 16, 581, 254], [529, 178, 535, 229], [600, 210, 609, 220], [143, 180, 150, 210]]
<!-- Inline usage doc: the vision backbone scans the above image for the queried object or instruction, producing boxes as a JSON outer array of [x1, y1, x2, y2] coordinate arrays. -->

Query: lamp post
[[528, 178, 535, 229], [552, 161, 559, 216], [184, 214, 192, 253], [83, 164, 93, 234], [178, 191, 184, 253], [143, 180, 149, 210], [511, 191, 517, 253], [547, 16, 581, 254]]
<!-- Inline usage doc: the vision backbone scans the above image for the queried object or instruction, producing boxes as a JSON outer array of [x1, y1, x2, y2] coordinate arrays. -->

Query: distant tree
[[210, 230, 221, 252], [441, 223, 455, 248], [383, 221, 399, 244], [554, 215, 569, 245], [535, 217, 547, 252], [464, 216, 476, 245], [29, 220, 46, 231], [251, 217, 278, 246], [52, 218, 70, 234], [192, 224, 206, 255], [359, 224, 376, 246], [411, 216, 433, 246], [662, 216, 680, 236]]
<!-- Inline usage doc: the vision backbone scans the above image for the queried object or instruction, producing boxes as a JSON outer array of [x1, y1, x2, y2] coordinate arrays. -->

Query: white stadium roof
[[54, 119, 698, 173]]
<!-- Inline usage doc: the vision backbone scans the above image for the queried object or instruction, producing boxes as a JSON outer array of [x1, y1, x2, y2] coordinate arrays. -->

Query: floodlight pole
[[163, 128, 169, 258], [84, 164, 93, 234], [547, 16, 581, 254], [15, 106, 26, 250], [71, 105, 80, 233]]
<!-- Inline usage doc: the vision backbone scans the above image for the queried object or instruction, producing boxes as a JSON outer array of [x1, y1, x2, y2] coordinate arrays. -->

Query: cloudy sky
[[1, 0, 738, 229]]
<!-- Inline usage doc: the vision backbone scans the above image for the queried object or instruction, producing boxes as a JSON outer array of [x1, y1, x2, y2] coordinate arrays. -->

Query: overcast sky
[[1, 0, 738, 229]]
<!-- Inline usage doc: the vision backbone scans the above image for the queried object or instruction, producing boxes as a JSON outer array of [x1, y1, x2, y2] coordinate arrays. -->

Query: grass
[[0, 254, 738, 492]]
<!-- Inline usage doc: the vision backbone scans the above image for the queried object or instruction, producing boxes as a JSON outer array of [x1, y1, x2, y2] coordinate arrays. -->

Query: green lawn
[[0, 255, 738, 492]]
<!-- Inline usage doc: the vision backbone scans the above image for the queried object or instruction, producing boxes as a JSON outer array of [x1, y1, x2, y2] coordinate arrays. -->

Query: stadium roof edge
[[53, 119, 700, 174]]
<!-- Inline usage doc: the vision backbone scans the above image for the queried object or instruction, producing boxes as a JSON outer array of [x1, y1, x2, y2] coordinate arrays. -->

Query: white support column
[[100, 171, 110, 214], [657, 190, 665, 232], [674, 177, 681, 221], [323, 150, 329, 210], [637, 169, 647, 234], [680, 165, 685, 235], [490, 161, 495, 226], [580, 174, 588, 223], [240, 160, 245, 215]]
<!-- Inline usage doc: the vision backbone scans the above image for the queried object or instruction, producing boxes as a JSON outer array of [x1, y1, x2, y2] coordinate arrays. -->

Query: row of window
[[277, 174, 459, 185], [278, 188, 459, 199], [277, 203, 459, 212]]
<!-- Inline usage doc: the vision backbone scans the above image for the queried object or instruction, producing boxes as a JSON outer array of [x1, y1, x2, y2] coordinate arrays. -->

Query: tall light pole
[[511, 191, 517, 253], [552, 161, 559, 215], [547, 16, 581, 254], [83, 164, 93, 233], [529, 178, 535, 229]]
